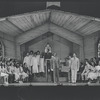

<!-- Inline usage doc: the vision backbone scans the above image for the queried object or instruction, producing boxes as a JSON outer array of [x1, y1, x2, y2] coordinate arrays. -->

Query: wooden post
[[45, 60, 48, 82]]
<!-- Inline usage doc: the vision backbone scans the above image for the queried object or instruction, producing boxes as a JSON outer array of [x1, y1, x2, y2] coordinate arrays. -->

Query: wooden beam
[[30, 15, 38, 27], [0, 31, 15, 42], [49, 23, 83, 45], [25, 32, 53, 46], [6, 18, 24, 34], [16, 22, 83, 45], [75, 20, 93, 32], [16, 23, 49, 45], [50, 23, 84, 61]]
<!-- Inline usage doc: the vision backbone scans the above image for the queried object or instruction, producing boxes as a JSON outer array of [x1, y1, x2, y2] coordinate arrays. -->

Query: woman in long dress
[[95, 60, 100, 83], [31, 53, 38, 77], [19, 64, 28, 82], [87, 68, 98, 83], [39, 54, 45, 76], [36, 51, 40, 76], [81, 60, 95, 82], [14, 63, 20, 82], [87, 61, 98, 82]]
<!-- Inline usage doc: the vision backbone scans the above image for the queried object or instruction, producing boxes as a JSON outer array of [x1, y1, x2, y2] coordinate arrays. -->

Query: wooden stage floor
[[0, 76, 100, 86], [1, 82, 100, 86]]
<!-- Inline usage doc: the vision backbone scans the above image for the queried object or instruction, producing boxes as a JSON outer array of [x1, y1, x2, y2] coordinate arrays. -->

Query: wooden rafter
[[6, 18, 24, 34]]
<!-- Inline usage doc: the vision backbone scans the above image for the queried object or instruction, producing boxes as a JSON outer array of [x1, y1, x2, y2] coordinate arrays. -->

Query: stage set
[[0, 2, 100, 86]]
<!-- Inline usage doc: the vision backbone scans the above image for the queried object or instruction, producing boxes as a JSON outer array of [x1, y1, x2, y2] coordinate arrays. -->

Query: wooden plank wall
[[72, 43, 80, 58], [84, 31, 100, 59], [28, 34, 73, 60], [0, 32, 16, 59], [15, 43, 21, 60]]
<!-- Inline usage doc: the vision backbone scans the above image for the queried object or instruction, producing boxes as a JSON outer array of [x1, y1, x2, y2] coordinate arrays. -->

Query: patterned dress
[[87, 65, 98, 80]]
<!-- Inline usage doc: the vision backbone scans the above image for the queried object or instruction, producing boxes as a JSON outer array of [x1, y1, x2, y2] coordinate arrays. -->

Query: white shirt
[[71, 57, 79, 70], [23, 56, 30, 67]]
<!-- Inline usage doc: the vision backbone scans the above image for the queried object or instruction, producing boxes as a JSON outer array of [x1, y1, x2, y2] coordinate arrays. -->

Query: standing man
[[23, 51, 33, 82], [44, 49, 52, 82], [70, 53, 80, 83], [65, 56, 71, 83], [29, 51, 34, 74], [44, 43, 52, 82], [51, 53, 60, 83]]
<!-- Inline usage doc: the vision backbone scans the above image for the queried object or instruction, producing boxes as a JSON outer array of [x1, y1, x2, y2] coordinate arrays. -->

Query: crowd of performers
[[79, 57, 100, 84], [0, 45, 100, 84], [0, 57, 28, 84], [65, 56, 100, 84]]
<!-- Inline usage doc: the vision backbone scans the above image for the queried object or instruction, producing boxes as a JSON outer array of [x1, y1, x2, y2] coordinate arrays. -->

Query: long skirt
[[20, 72, 28, 79], [39, 58, 44, 73], [31, 57, 38, 73], [87, 71, 98, 80], [95, 65, 100, 71], [14, 73, 20, 81], [32, 62, 38, 73]]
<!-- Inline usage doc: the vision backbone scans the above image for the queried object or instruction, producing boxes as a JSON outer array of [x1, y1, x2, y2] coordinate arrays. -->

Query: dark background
[[0, 86, 100, 100], [0, 1, 100, 18]]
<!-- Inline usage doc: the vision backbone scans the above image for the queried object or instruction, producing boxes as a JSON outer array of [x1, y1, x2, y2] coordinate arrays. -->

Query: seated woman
[[23, 63, 30, 82], [87, 66, 98, 84], [81, 59, 96, 83], [0, 62, 9, 84], [87, 59, 100, 83], [13, 63, 20, 83], [95, 60, 100, 83], [7, 61, 15, 83], [19, 64, 28, 82]]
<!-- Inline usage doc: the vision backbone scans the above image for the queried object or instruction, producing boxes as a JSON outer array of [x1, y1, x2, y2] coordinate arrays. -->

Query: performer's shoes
[[4, 82, 9, 85], [19, 81, 23, 84], [87, 81, 91, 84], [57, 82, 62, 85], [72, 82, 76, 84]]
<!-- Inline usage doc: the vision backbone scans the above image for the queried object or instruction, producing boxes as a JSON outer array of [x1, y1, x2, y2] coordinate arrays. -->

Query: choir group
[[0, 44, 100, 85], [0, 57, 28, 84]]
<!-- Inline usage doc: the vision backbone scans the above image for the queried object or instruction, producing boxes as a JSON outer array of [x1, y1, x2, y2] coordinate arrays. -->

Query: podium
[[45, 58, 59, 83], [45, 59, 51, 82]]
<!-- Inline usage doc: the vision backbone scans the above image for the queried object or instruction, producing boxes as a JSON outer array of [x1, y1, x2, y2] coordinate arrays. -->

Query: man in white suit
[[70, 53, 80, 83]]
